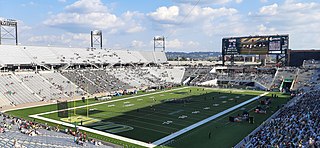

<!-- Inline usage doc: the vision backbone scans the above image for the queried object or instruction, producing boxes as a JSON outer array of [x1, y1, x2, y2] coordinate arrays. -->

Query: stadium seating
[[23, 46, 61, 64], [153, 51, 168, 63], [39, 71, 85, 97], [139, 51, 156, 63], [237, 60, 320, 148], [113, 50, 141, 63], [108, 68, 153, 88], [271, 67, 298, 90], [245, 90, 320, 147], [15, 72, 66, 101], [61, 69, 133, 95], [0, 114, 110, 148], [181, 67, 197, 82], [0, 45, 33, 65], [61, 70, 102, 94], [131, 51, 149, 63], [188, 68, 217, 85], [87, 69, 130, 92], [0, 45, 167, 66], [0, 73, 41, 106], [0, 91, 11, 108], [148, 67, 185, 84]]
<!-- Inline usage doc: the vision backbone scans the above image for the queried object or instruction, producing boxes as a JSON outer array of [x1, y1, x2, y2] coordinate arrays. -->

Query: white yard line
[[3, 87, 189, 113], [29, 114, 157, 148], [20, 87, 267, 148], [34, 86, 189, 116], [27, 87, 189, 148], [152, 92, 269, 146]]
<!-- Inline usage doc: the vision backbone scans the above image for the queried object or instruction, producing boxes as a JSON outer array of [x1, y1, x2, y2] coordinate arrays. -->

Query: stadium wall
[[287, 49, 320, 66]]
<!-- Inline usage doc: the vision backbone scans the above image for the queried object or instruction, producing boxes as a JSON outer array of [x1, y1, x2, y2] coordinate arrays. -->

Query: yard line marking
[[21, 87, 266, 148], [108, 115, 182, 131], [152, 92, 269, 146], [28, 87, 189, 148], [34, 87, 190, 116], [107, 111, 190, 128], [30, 114, 157, 148]]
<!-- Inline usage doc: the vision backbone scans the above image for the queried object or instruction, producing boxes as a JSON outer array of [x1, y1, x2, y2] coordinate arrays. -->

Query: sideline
[[28, 87, 189, 148], [30, 114, 157, 148], [28, 88, 267, 148], [32, 87, 189, 116], [3, 87, 189, 113], [152, 92, 269, 146]]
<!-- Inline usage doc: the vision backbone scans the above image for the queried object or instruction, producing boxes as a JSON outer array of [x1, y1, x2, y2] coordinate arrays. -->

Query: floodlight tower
[[0, 19, 18, 45], [91, 30, 102, 49], [153, 36, 165, 52]]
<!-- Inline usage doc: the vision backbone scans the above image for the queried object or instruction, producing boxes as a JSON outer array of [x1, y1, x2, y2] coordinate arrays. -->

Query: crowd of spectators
[[62, 68, 178, 95], [0, 113, 108, 147], [245, 90, 320, 147], [110, 67, 162, 88], [62, 70, 104, 94]]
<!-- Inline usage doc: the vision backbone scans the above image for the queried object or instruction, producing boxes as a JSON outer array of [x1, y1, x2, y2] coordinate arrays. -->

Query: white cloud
[[282, 0, 318, 12], [187, 41, 199, 47], [167, 39, 183, 49], [65, 0, 107, 13], [18, 22, 32, 33], [252, 0, 320, 49], [12, 0, 320, 52], [148, 4, 237, 25], [44, 0, 144, 34], [44, 12, 123, 31], [148, 6, 180, 22], [258, 24, 267, 32], [259, 3, 278, 15], [202, 14, 246, 37], [122, 11, 145, 33], [255, 24, 276, 35], [255, 1, 320, 29], [21, 1, 36, 7], [147, 4, 240, 51], [166, 39, 200, 50], [27, 33, 90, 47], [131, 40, 145, 48], [235, 0, 243, 4], [173, 0, 232, 5], [126, 26, 145, 33]]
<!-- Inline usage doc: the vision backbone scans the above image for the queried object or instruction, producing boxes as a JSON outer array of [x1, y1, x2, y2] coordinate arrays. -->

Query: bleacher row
[[0, 65, 301, 109], [271, 67, 298, 90], [0, 67, 186, 108], [0, 45, 167, 66], [183, 67, 277, 89], [242, 67, 320, 148], [0, 114, 112, 148]]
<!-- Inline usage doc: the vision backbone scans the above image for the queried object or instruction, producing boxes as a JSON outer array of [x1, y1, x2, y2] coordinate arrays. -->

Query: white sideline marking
[[152, 92, 269, 146], [34, 87, 189, 116], [28, 88, 267, 148], [28, 87, 189, 148], [30, 114, 156, 148]]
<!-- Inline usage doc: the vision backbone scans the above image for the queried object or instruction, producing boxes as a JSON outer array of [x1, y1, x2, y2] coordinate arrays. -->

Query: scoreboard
[[239, 36, 269, 54], [222, 35, 289, 55]]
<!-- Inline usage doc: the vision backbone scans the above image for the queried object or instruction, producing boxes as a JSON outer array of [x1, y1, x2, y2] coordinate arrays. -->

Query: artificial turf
[[6, 86, 290, 148], [40, 87, 263, 142]]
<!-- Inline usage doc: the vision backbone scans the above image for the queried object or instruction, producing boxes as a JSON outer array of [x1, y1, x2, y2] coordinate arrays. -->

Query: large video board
[[222, 35, 289, 55]]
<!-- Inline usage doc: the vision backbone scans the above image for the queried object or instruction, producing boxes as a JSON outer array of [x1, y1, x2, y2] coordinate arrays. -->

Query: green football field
[[6, 86, 290, 148]]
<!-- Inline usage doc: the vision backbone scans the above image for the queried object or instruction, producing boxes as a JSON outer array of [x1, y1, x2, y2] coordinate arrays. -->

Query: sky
[[0, 0, 320, 52]]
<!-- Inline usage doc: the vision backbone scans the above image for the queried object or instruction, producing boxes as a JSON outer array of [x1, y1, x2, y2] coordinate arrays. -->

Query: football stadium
[[1, 0, 320, 148]]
